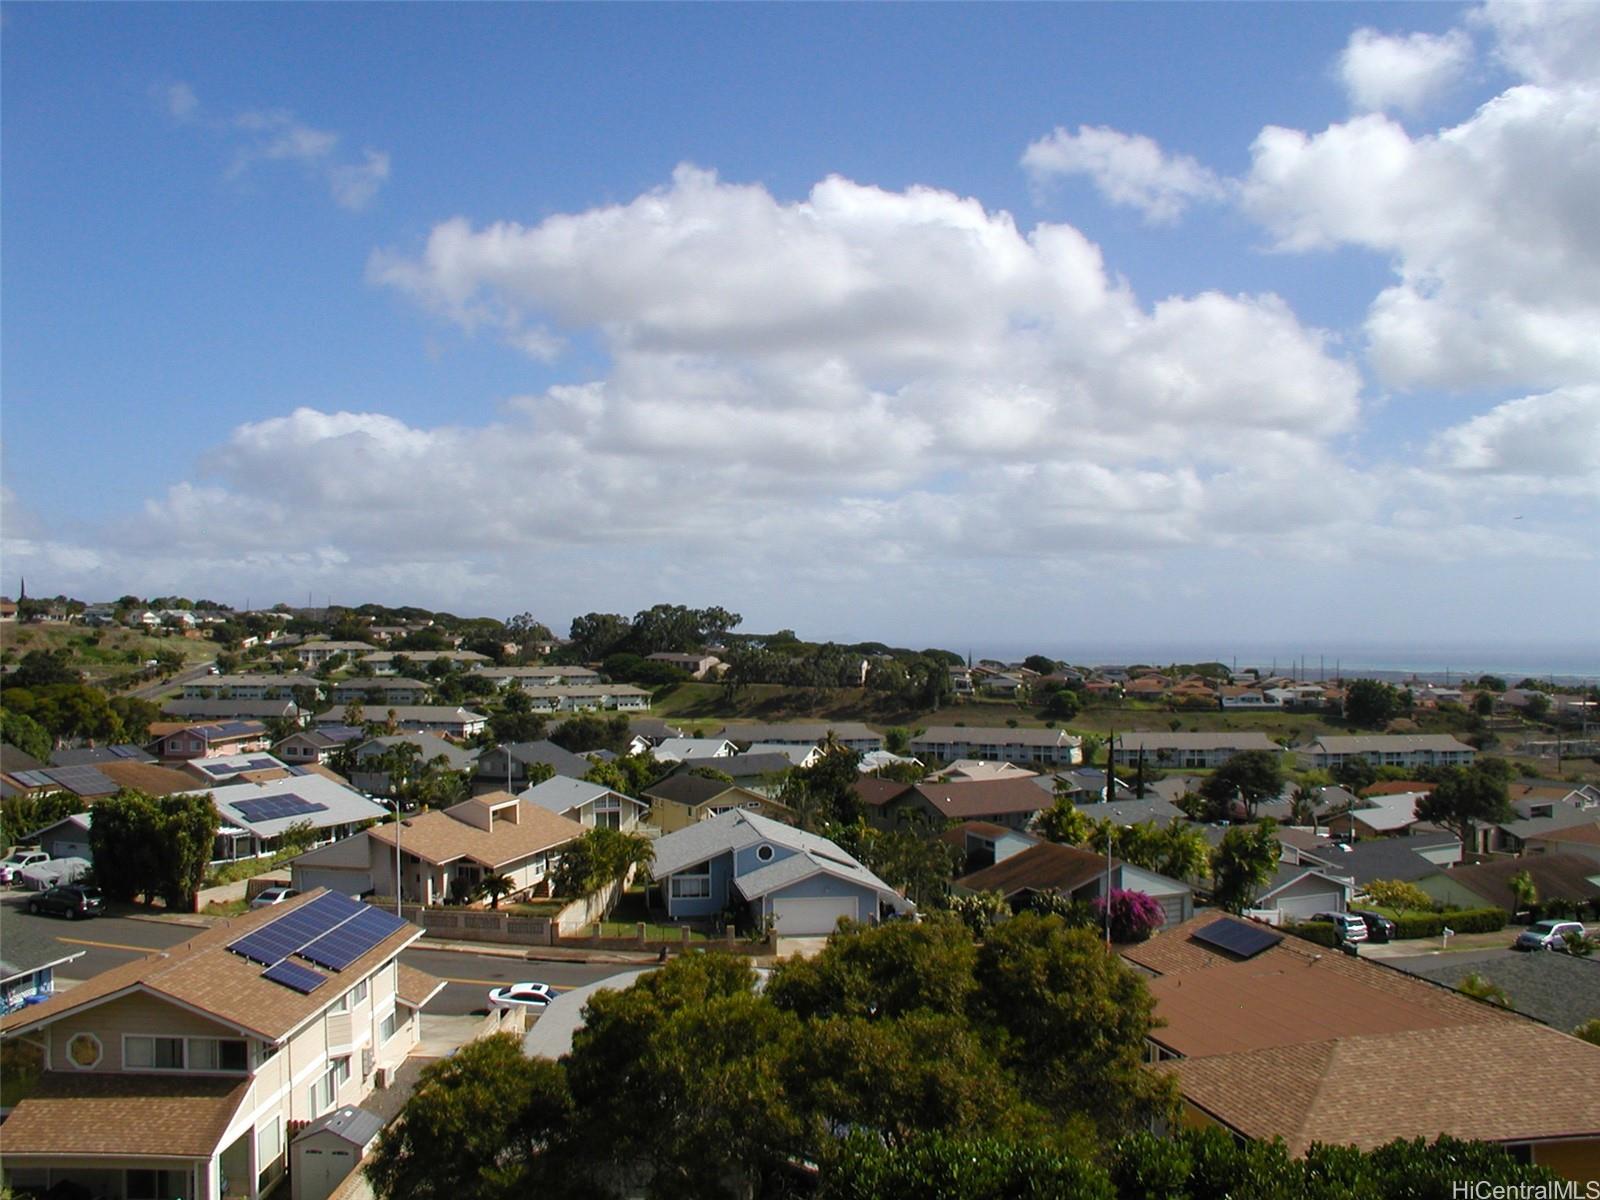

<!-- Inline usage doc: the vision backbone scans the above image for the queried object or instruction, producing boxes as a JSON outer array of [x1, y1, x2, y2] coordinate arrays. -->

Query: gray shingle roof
[[650, 808, 864, 879], [1394, 952, 1600, 1034]]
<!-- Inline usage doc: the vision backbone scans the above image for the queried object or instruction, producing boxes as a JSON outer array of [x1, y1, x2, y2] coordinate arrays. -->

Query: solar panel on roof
[[13, 770, 53, 787], [298, 905, 409, 971], [263, 959, 327, 994], [228, 892, 365, 965], [47, 765, 116, 795], [1192, 917, 1283, 959], [232, 794, 329, 824]]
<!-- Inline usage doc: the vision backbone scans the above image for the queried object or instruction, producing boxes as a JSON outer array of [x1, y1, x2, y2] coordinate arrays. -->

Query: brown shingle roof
[[396, 963, 446, 1008], [1163, 1023, 1600, 1154], [367, 792, 584, 870], [93, 761, 204, 796], [852, 777, 915, 809], [0, 1072, 249, 1159], [956, 842, 1110, 897], [914, 777, 1053, 819], [1431, 851, 1600, 911], [0, 889, 419, 1042]]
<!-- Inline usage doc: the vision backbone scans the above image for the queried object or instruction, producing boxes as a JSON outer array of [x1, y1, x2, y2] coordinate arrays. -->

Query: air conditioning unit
[[374, 1064, 395, 1089]]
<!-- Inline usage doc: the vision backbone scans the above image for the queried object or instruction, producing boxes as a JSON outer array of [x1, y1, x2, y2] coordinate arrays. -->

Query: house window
[[351, 979, 369, 1006], [380, 1009, 399, 1043], [258, 1116, 284, 1170], [67, 1032, 102, 1069], [188, 1038, 249, 1072], [125, 1036, 184, 1070], [756, 844, 775, 863], [671, 875, 711, 899], [594, 794, 621, 830]]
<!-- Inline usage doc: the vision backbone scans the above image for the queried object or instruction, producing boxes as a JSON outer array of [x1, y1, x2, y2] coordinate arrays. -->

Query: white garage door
[[1276, 891, 1340, 919], [52, 841, 91, 861], [1156, 893, 1187, 927], [772, 896, 858, 935]]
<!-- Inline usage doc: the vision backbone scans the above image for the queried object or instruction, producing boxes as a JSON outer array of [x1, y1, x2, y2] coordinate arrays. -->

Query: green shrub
[[1286, 921, 1340, 948], [1391, 907, 1505, 939]]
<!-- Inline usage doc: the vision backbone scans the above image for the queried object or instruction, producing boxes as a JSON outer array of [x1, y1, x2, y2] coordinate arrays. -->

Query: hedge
[[1392, 908, 1506, 939], [1285, 921, 1340, 947]]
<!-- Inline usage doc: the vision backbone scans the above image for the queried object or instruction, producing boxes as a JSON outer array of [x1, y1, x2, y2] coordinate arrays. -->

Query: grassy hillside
[[0, 623, 214, 688]]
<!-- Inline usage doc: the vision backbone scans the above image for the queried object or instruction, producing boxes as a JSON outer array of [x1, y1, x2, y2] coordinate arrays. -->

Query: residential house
[[357, 650, 489, 675], [1247, 863, 1356, 919], [1043, 767, 1137, 804], [24, 811, 96, 863], [953, 841, 1194, 927], [1216, 687, 1283, 710], [1394, 952, 1600, 1036], [150, 721, 272, 762], [161, 699, 308, 726], [1321, 791, 1435, 840], [1283, 833, 1462, 887], [929, 760, 1038, 783], [1416, 852, 1600, 915], [648, 809, 912, 935], [0, 891, 443, 1200], [478, 666, 602, 689], [1, 919, 85, 1014], [1524, 823, 1600, 867], [937, 821, 1038, 875], [313, 706, 486, 740], [910, 726, 1082, 767], [1303, 734, 1476, 771], [1064, 794, 1187, 826], [2, 760, 198, 804], [273, 726, 365, 767], [865, 777, 1056, 832], [347, 733, 478, 798], [49, 746, 157, 767], [723, 722, 883, 754], [181, 675, 321, 702], [1122, 910, 1600, 1179], [519, 776, 649, 831], [330, 678, 432, 707], [294, 793, 585, 904], [700, 752, 797, 797], [742, 742, 822, 769], [515, 684, 652, 712], [182, 753, 299, 789], [1485, 786, 1600, 856], [204, 776, 390, 864], [653, 737, 739, 763], [291, 640, 377, 668], [645, 653, 722, 679], [1112, 732, 1283, 769], [473, 741, 594, 794], [641, 775, 797, 833]]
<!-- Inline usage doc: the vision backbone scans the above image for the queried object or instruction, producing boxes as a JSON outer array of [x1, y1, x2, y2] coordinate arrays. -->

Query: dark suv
[[1349, 909, 1398, 943], [28, 885, 104, 920]]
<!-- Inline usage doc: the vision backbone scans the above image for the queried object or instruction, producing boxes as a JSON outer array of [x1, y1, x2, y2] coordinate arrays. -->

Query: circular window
[[756, 844, 775, 862], [67, 1033, 102, 1069]]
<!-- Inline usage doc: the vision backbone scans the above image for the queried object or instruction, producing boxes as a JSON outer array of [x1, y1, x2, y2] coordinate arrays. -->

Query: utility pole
[[393, 798, 403, 917]]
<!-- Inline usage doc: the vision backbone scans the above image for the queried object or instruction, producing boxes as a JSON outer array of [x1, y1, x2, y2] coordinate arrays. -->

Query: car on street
[[488, 982, 558, 1011], [1514, 919, 1587, 951], [250, 886, 301, 909], [1310, 911, 1369, 943], [28, 884, 104, 920], [1348, 909, 1397, 943], [0, 850, 50, 885]]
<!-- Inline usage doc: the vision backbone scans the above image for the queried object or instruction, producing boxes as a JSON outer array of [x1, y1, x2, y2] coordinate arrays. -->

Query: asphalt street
[[1, 893, 621, 1016]]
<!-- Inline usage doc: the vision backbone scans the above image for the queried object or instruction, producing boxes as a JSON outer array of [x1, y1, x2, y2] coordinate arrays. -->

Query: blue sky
[[3, 2, 1597, 664]]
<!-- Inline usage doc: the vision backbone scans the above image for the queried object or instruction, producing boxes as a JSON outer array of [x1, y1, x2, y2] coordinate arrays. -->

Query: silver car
[[1514, 920, 1586, 951]]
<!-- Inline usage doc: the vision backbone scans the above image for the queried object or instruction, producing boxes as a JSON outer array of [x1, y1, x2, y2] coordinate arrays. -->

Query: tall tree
[[1198, 750, 1285, 821], [1344, 678, 1405, 728], [1210, 820, 1280, 914], [1416, 760, 1513, 855]]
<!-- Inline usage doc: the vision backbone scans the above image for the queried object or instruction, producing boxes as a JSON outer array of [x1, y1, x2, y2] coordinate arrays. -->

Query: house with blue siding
[[1, 921, 85, 1015], [648, 810, 912, 935]]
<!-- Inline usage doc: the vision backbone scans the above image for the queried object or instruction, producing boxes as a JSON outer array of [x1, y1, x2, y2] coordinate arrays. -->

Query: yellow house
[[0, 890, 443, 1200], [643, 774, 797, 833]]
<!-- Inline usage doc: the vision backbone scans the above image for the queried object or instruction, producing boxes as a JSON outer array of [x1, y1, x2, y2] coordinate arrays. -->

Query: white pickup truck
[[0, 849, 51, 885]]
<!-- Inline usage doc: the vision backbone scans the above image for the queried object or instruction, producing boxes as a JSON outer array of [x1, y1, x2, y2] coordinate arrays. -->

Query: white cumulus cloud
[[1338, 27, 1472, 113], [1021, 125, 1226, 224]]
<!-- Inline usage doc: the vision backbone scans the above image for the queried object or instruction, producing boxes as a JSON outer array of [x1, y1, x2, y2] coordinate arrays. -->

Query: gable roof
[[716, 752, 798, 779], [369, 792, 586, 870], [1426, 851, 1600, 910], [650, 808, 866, 879], [479, 739, 593, 780], [1162, 1023, 1600, 1155], [203, 774, 389, 837], [0, 1072, 251, 1160], [851, 777, 915, 809], [1397, 951, 1600, 1034], [0, 889, 419, 1043], [644, 773, 748, 807], [911, 777, 1055, 820], [1299, 836, 1454, 884], [521, 775, 645, 816], [956, 842, 1112, 897]]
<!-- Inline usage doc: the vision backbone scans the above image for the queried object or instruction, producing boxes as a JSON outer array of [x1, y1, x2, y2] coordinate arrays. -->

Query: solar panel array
[[109, 745, 149, 760], [263, 959, 327, 994], [1193, 917, 1283, 960], [232, 793, 329, 824], [230, 891, 407, 995], [17, 765, 117, 795], [202, 756, 283, 778], [299, 906, 409, 970]]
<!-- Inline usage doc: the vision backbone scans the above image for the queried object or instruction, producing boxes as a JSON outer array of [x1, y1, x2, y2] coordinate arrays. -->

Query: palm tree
[[478, 872, 513, 909], [1288, 784, 1320, 828]]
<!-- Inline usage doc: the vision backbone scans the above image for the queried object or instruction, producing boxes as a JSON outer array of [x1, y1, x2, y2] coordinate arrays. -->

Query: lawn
[[0, 624, 216, 688]]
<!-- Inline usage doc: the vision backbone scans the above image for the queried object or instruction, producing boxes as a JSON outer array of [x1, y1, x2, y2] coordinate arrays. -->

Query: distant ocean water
[[969, 642, 1600, 686]]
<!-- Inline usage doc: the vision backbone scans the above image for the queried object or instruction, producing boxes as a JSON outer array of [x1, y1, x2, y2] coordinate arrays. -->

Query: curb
[[414, 938, 660, 965]]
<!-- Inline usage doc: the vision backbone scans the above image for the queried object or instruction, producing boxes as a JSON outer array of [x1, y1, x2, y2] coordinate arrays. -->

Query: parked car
[[1310, 911, 1368, 943], [0, 850, 50, 885], [1349, 909, 1397, 943], [250, 886, 300, 909], [28, 884, 104, 920], [488, 982, 558, 1011], [1514, 920, 1587, 952]]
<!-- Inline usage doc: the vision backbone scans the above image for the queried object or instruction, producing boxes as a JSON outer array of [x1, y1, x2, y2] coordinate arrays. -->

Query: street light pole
[[393, 798, 402, 918]]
